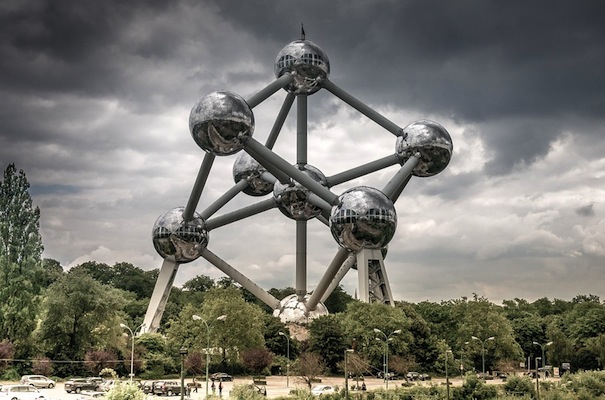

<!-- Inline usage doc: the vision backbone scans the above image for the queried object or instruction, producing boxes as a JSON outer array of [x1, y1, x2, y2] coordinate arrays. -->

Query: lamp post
[[532, 341, 553, 379], [278, 332, 290, 387], [344, 349, 354, 400], [445, 350, 452, 400], [180, 347, 188, 400], [374, 328, 401, 389], [471, 336, 495, 378], [192, 314, 227, 398], [120, 322, 146, 381], [535, 357, 541, 399]]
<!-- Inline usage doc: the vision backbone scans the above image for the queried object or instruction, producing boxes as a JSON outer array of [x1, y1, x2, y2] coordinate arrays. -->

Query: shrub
[[503, 375, 536, 397]]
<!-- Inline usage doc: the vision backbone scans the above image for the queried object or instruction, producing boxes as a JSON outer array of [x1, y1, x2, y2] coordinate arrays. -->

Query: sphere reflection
[[152, 207, 208, 263], [189, 91, 254, 156], [395, 119, 452, 177], [273, 294, 329, 324], [273, 164, 327, 220], [330, 186, 397, 253], [274, 40, 330, 95], [233, 152, 273, 196]]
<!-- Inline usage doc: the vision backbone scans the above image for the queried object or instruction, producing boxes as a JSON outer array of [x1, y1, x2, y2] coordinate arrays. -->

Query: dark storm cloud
[[576, 204, 595, 217]]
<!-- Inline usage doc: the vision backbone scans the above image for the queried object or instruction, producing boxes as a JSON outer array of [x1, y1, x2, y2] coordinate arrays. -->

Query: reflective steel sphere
[[330, 186, 397, 253], [233, 152, 273, 196], [272, 294, 329, 324], [152, 207, 208, 263], [189, 91, 254, 156], [274, 40, 330, 95], [395, 119, 453, 177], [273, 164, 327, 220]]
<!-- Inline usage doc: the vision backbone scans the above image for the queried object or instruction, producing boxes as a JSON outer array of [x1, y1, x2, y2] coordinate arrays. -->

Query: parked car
[[64, 378, 100, 393], [153, 381, 182, 396], [210, 373, 233, 382], [406, 372, 420, 381], [419, 373, 431, 381], [0, 385, 46, 400], [78, 392, 106, 400], [142, 381, 157, 394], [20, 376, 56, 389], [311, 385, 335, 396]]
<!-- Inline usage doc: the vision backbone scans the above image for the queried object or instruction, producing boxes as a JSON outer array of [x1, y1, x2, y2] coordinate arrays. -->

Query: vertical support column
[[356, 249, 395, 306], [142, 259, 180, 333], [296, 94, 308, 300]]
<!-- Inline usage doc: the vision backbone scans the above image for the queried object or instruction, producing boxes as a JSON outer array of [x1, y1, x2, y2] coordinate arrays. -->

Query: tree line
[[1, 163, 605, 381]]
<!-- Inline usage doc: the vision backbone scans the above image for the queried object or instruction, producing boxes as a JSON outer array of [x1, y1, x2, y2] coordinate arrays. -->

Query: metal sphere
[[189, 91, 254, 156], [274, 40, 330, 95], [395, 119, 453, 177], [152, 207, 208, 263], [329, 186, 397, 253], [272, 294, 329, 324], [233, 152, 273, 196], [273, 164, 327, 220]]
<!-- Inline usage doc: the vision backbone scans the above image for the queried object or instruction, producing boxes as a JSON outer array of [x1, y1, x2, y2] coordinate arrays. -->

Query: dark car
[[64, 378, 100, 393], [210, 373, 232, 382], [419, 373, 431, 381], [153, 381, 182, 396], [142, 381, 157, 394]]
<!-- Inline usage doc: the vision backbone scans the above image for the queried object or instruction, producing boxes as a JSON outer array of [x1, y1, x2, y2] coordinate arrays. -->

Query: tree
[[85, 349, 119, 376], [0, 339, 15, 373], [0, 163, 44, 357], [32, 357, 53, 376], [308, 315, 348, 373], [36, 269, 129, 372], [293, 352, 325, 389], [241, 348, 273, 375]]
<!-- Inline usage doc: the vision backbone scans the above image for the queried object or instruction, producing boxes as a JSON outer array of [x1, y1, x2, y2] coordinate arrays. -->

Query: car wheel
[[167, 390, 173, 396], [48, 384, 55, 389], [75, 388, 82, 394]]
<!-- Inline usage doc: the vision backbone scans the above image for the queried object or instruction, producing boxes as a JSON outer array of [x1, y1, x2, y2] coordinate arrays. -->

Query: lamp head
[[393, 329, 402, 334], [278, 331, 286, 337], [487, 336, 495, 341], [192, 315, 202, 321], [546, 341, 553, 346], [217, 315, 227, 321], [373, 328, 382, 333], [120, 323, 127, 329], [533, 341, 539, 345], [471, 336, 479, 341]]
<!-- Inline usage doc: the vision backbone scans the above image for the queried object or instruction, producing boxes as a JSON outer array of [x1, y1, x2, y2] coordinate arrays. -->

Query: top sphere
[[274, 40, 330, 95], [189, 91, 254, 156], [395, 119, 453, 177]]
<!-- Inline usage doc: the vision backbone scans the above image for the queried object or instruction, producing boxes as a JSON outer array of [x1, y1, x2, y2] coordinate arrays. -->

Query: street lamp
[[192, 314, 227, 398], [471, 336, 495, 378], [532, 341, 553, 379], [445, 350, 452, 400], [344, 349, 354, 400], [278, 332, 290, 387], [120, 322, 146, 381], [374, 328, 401, 390], [180, 347, 188, 400], [535, 357, 541, 399]]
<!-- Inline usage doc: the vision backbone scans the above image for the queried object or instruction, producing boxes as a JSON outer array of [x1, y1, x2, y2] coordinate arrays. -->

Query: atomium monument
[[142, 32, 452, 333]]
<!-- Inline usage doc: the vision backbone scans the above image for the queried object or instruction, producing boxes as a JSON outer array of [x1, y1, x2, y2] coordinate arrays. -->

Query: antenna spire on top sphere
[[301, 23, 305, 40]]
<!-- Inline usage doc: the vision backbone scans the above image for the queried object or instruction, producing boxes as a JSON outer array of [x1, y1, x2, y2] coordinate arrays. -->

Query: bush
[[503, 375, 536, 397], [106, 381, 144, 400]]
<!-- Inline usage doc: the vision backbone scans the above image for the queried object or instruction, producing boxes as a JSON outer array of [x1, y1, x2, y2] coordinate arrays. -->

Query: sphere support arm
[[200, 179, 249, 220], [306, 247, 350, 311], [296, 220, 307, 300], [382, 155, 420, 201], [320, 253, 357, 303], [323, 79, 403, 136], [201, 248, 281, 309], [265, 93, 295, 149], [246, 73, 294, 109], [244, 138, 341, 206], [183, 154, 216, 221], [326, 154, 401, 187], [205, 198, 276, 230]]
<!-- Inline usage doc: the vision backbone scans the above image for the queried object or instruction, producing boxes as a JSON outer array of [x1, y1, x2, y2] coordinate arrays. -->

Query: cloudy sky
[[2, 0, 604, 306]]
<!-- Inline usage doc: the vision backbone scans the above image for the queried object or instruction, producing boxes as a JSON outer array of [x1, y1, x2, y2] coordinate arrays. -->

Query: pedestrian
[[193, 377, 198, 393], [211, 381, 216, 395], [361, 382, 366, 391], [218, 380, 223, 397]]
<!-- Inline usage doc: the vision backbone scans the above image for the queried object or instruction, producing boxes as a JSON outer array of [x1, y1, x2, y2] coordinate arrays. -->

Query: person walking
[[218, 380, 223, 397], [211, 381, 216, 395]]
